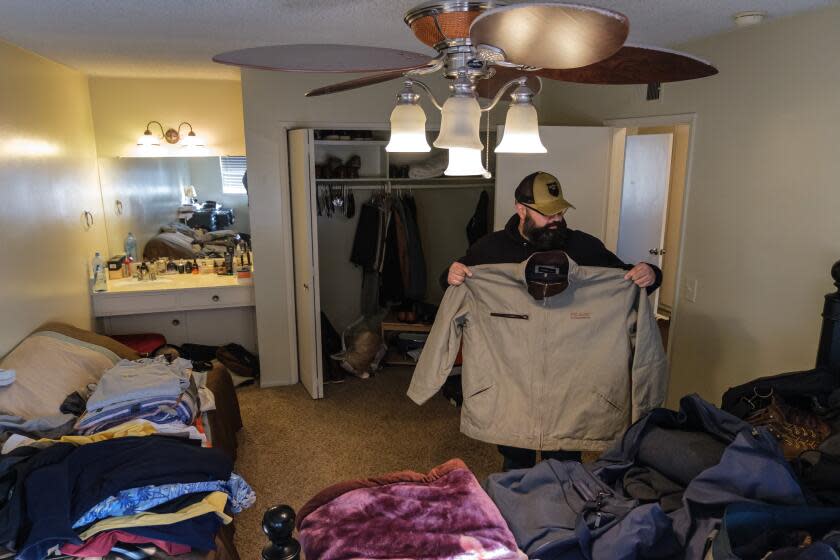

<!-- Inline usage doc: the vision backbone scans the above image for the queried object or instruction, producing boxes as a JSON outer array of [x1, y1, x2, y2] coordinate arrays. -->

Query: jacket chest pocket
[[490, 312, 529, 320]]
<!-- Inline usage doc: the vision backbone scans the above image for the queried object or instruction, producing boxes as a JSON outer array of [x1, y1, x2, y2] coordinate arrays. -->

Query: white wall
[[0, 40, 107, 356], [539, 5, 840, 405]]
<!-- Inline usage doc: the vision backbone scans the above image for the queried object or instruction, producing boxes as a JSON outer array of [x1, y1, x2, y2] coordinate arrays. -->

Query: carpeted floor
[[232, 367, 500, 559]]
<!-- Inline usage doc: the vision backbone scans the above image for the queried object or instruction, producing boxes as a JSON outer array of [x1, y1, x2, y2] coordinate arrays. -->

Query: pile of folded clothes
[[8, 435, 254, 560], [74, 356, 205, 437]]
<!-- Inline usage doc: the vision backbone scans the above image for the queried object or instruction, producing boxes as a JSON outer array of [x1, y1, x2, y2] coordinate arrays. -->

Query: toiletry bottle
[[185, 260, 192, 274], [177, 260, 185, 274], [224, 250, 234, 275], [192, 259, 200, 274], [92, 252, 108, 292], [124, 232, 137, 261], [122, 255, 131, 278], [166, 259, 177, 274]]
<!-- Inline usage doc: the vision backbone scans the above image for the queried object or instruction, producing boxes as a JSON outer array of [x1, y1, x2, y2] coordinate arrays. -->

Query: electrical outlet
[[685, 278, 699, 303]]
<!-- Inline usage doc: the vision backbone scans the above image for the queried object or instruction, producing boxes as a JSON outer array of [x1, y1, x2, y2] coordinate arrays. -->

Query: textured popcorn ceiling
[[0, 0, 834, 79]]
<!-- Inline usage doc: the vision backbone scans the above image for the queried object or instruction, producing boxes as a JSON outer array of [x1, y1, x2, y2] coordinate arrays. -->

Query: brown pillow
[[34, 322, 140, 361]]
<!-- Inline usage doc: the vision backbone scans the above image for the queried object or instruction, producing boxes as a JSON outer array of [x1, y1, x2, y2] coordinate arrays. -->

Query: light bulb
[[386, 103, 430, 152], [181, 131, 205, 148], [495, 102, 546, 153], [136, 130, 160, 147], [444, 148, 488, 176]]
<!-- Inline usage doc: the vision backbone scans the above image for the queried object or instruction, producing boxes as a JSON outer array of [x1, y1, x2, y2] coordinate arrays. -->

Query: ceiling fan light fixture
[[386, 84, 431, 153], [444, 147, 488, 176], [433, 95, 484, 150], [495, 85, 546, 153]]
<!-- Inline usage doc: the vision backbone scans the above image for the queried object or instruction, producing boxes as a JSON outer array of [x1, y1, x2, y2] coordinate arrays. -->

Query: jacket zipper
[[490, 312, 529, 320]]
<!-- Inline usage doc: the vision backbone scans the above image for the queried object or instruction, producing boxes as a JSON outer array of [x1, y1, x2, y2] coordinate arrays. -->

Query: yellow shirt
[[45, 421, 158, 446], [78, 491, 231, 540]]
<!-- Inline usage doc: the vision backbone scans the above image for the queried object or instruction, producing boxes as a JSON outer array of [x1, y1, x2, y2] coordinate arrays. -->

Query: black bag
[[320, 312, 345, 382], [216, 343, 260, 379], [721, 367, 840, 419], [179, 343, 220, 362]]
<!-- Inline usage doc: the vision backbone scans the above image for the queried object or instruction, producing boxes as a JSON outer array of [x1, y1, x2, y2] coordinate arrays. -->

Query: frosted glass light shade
[[181, 131, 205, 148], [433, 96, 483, 150], [136, 131, 160, 147], [495, 103, 546, 153], [386, 104, 430, 152], [445, 148, 488, 176]]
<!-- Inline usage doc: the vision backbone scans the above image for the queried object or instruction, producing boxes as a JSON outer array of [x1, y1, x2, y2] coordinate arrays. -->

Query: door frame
[[603, 113, 698, 358]]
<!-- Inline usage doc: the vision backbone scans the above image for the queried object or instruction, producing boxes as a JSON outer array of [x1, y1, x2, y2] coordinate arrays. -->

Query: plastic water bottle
[[124, 232, 137, 261], [92, 252, 108, 292]]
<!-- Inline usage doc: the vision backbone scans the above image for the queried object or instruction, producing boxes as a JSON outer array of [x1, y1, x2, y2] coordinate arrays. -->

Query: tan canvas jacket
[[407, 256, 668, 451]]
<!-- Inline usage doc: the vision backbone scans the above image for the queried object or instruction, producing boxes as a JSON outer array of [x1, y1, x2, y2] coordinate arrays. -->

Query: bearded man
[[441, 171, 661, 471]]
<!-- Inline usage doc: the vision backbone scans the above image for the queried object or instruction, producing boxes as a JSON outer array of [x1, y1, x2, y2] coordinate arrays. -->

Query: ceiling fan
[[213, 1, 717, 172]]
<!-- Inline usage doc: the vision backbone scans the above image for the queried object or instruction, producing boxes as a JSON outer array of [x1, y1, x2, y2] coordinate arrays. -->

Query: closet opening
[[289, 127, 496, 398]]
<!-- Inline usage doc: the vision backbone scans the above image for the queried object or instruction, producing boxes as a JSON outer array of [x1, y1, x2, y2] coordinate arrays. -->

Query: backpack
[[216, 343, 260, 379]]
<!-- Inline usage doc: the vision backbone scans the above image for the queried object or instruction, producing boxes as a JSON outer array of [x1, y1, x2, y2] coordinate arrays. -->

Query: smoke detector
[[733, 11, 766, 27]]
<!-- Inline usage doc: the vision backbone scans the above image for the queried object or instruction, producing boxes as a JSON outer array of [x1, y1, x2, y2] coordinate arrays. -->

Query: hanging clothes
[[466, 190, 491, 246]]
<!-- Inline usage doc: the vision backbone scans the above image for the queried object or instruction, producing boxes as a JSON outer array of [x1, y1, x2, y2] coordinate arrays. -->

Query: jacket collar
[[517, 251, 580, 300]]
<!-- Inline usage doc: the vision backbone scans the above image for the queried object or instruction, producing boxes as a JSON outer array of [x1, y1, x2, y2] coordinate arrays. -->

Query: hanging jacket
[[439, 214, 663, 293], [408, 252, 668, 451], [466, 190, 491, 246]]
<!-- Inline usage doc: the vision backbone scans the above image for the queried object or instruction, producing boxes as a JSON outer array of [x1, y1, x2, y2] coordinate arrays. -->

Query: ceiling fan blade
[[213, 44, 433, 73], [536, 45, 718, 84], [306, 68, 417, 97], [469, 3, 629, 70], [476, 66, 542, 100]]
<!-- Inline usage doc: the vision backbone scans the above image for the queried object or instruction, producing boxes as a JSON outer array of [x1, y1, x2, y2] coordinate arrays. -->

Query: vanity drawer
[[93, 292, 179, 316], [177, 286, 254, 310]]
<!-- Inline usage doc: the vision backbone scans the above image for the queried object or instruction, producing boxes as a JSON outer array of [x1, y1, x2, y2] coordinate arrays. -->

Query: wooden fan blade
[[470, 3, 629, 70], [476, 67, 542, 100], [306, 69, 416, 97], [536, 45, 718, 84], [212, 44, 433, 73]]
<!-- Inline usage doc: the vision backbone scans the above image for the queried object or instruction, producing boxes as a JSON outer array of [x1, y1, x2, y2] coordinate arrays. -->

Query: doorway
[[605, 115, 695, 353]]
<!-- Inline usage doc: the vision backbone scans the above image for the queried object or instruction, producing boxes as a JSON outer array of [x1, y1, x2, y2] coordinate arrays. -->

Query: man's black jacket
[[440, 214, 662, 293]]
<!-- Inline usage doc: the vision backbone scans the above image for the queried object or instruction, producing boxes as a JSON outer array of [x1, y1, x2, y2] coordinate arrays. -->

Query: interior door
[[494, 126, 616, 239], [289, 129, 324, 399], [616, 133, 673, 310]]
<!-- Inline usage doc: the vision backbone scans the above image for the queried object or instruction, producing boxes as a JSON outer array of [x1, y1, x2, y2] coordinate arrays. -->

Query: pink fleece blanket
[[297, 459, 524, 560]]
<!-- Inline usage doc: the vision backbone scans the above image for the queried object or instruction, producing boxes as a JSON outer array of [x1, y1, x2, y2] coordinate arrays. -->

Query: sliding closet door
[[494, 126, 616, 241], [288, 129, 324, 399]]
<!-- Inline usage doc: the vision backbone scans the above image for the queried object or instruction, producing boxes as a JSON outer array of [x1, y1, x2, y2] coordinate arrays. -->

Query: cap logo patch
[[547, 180, 560, 197]]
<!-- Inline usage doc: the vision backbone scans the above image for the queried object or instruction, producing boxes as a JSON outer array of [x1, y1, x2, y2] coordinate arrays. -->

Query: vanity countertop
[[100, 273, 252, 294]]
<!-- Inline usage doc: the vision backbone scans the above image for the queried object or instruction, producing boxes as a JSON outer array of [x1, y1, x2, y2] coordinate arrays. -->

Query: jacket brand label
[[570, 312, 592, 319]]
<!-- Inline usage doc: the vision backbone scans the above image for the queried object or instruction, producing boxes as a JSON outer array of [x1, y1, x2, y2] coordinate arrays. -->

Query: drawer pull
[[212, 295, 220, 302], [172, 319, 181, 326]]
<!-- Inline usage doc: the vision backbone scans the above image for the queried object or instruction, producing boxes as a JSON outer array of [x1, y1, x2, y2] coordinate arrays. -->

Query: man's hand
[[448, 262, 473, 286], [624, 263, 655, 288]]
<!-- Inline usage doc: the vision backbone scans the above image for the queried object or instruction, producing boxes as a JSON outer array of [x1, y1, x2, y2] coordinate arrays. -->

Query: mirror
[[98, 156, 250, 261]]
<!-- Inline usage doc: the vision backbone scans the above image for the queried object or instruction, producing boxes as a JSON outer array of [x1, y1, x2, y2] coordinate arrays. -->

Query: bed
[[0, 322, 245, 560]]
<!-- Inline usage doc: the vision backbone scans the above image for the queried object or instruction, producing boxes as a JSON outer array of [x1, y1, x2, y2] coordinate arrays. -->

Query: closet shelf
[[314, 140, 389, 146], [315, 177, 495, 185]]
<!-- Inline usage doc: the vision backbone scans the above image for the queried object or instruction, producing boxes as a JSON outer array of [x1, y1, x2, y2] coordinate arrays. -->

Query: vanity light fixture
[[137, 121, 205, 147]]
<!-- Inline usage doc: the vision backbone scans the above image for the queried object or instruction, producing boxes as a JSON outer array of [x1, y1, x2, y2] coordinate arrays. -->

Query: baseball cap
[[514, 171, 575, 216]]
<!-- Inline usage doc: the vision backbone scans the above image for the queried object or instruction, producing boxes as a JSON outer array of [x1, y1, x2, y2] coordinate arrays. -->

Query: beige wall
[[0, 40, 107, 356], [539, 5, 840, 405], [88, 77, 246, 158]]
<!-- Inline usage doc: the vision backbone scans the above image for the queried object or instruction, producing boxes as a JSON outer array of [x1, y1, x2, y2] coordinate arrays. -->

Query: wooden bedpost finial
[[262, 505, 300, 560]]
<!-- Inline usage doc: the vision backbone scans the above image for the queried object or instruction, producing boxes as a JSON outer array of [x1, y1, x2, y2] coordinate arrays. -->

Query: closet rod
[[315, 182, 494, 191]]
